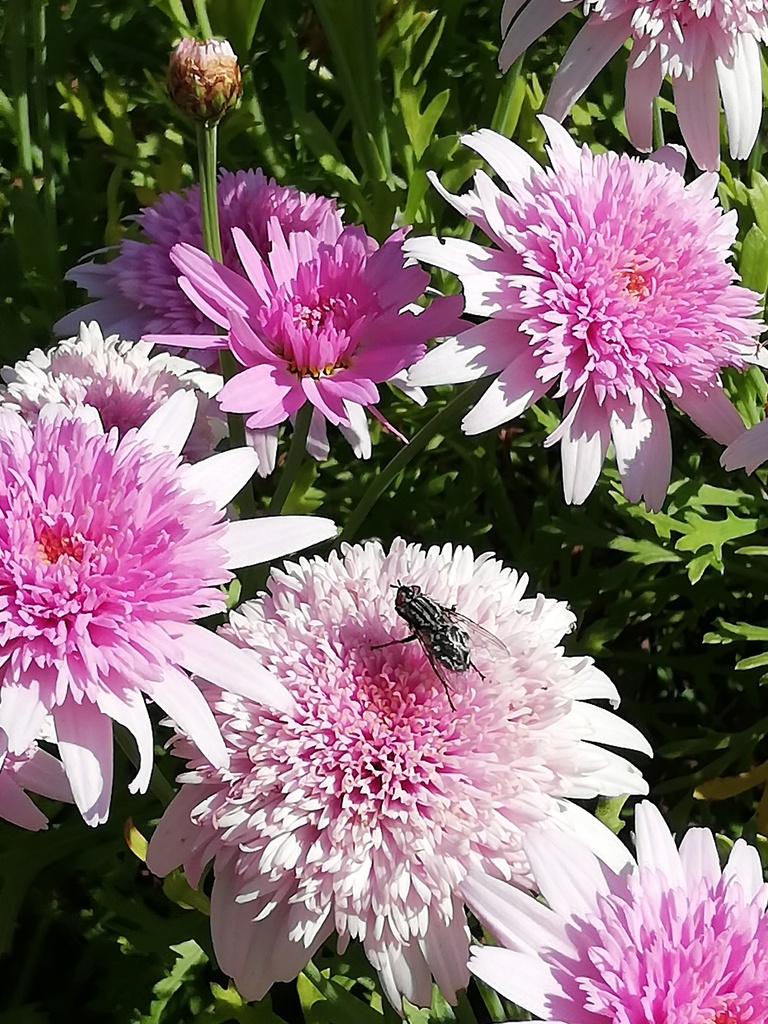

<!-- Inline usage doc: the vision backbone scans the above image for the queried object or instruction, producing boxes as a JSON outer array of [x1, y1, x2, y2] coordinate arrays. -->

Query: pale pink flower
[[145, 221, 463, 471], [0, 393, 336, 826], [500, 0, 768, 171], [406, 118, 762, 511], [0, 729, 72, 831], [146, 539, 649, 1008], [467, 800, 768, 1022], [54, 169, 343, 340], [1, 321, 225, 461]]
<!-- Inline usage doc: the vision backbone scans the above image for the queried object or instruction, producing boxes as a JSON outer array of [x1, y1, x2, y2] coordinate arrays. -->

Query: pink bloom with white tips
[[1, 321, 224, 461], [55, 169, 342, 340], [146, 221, 463, 469], [406, 118, 762, 510], [0, 392, 336, 826], [146, 539, 649, 1009], [500, 0, 768, 171], [0, 729, 72, 831], [468, 800, 768, 1022]]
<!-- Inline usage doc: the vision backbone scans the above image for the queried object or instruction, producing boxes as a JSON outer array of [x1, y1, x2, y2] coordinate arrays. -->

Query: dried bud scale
[[167, 37, 241, 124]]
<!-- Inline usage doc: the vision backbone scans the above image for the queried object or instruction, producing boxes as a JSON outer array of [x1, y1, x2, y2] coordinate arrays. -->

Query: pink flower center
[[713, 1010, 740, 1024], [37, 522, 84, 564]]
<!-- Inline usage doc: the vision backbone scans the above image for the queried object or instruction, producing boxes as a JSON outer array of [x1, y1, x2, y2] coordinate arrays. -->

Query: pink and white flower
[[54, 169, 343, 340], [467, 800, 768, 1021], [145, 220, 463, 471], [1, 321, 224, 461], [0, 393, 336, 826], [500, 0, 768, 171], [146, 538, 649, 1009], [406, 118, 762, 510], [0, 729, 72, 831]]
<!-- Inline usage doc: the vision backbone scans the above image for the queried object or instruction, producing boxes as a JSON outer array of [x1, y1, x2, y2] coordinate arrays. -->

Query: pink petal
[[145, 783, 207, 878], [625, 43, 663, 152], [305, 408, 331, 460], [183, 447, 260, 510], [609, 390, 671, 512], [144, 664, 229, 769], [672, 59, 721, 171], [54, 696, 114, 827], [264, 218, 300, 288], [218, 364, 295, 416], [544, 17, 631, 122], [721, 33, 763, 160], [136, 389, 197, 455], [499, 0, 579, 73], [13, 746, 72, 803], [674, 383, 745, 445], [547, 388, 610, 505], [461, 869, 566, 956], [171, 242, 258, 321], [649, 144, 687, 175], [231, 227, 277, 302], [418, 905, 471, 1002], [144, 332, 225, 351], [301, 376, 347, 425], [462, 345, 549, 434], [633, 800, 685, 886], [721, 417, 768, 472], [0, 775, 49, 830], [165, 622, 296, 716], [221, 515, 337, 570]]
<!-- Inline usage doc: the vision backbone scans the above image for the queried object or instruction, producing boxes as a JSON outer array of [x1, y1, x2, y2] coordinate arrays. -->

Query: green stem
[[338, 377, 492, 544], [8, 0, 33, 177], [651, 97, 664, 151], [30, 0, 60, 290], [192, 0, 213, 39], [268, 403, 312, 513], [196, 120, 223, 262]]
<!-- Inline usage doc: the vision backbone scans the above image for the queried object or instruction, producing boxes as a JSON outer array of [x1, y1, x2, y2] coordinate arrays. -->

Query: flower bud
[[167, 37, 241, 124]]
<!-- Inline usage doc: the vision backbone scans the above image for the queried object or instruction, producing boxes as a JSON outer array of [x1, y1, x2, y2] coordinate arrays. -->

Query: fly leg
[[371, 634, 419, 651]]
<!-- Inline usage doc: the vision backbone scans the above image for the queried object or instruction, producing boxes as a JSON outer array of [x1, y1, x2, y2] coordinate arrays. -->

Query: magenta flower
[[500, 0, 768, 171], [406, 119, 762, 510], [467, 800, 768, 1022], [0, 729, 72, 831], [146, 539, 649, 1008], [0, 394, 336, 826], [1, 321, 225, 461], [54, 170, 343, 340], [146, 220, 463, 469]]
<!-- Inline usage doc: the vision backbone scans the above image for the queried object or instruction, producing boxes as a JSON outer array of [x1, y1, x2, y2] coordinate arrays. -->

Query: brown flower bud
[[167, 37, 242, 124]]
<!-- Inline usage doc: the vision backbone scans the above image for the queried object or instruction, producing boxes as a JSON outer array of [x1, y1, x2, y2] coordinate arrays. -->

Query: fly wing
[[442, 607, 510, 664]]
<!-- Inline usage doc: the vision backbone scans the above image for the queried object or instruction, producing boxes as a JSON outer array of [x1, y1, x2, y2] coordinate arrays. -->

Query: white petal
[[53, 697, 113, 827], [462, 347, 548, 434], [183, 447, 260, 509], [721, 418, 768, 473], [408, 319, 514, 387], [221, 515, 337, 570], [461, 869, 566, 956], [461, 128, 539, 195], [633, 801, 684, 886], [469, 946, 564, 1018], [136, 389, 197, 455], [95, 683, 154, 795], [718, 33, 762, 161], [166, 622, 296, 716]]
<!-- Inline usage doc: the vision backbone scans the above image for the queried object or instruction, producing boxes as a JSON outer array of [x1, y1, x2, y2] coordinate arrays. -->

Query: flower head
[[54, 170, 343, 341], [167, 37, 241, 124], [146, 539, 649, 1008], [145, 221, 463, 468], [406, 119, 762, 510], [0, 393, 336, 825], [500, 0, 768, 171], [1, 321, 224, 461], [468, 800, 768, 1022], [0, 729, 72, 831]]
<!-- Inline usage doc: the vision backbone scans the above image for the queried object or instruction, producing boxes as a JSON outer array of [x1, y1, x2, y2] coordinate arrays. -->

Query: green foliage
[[1, 0, 768, 1021]]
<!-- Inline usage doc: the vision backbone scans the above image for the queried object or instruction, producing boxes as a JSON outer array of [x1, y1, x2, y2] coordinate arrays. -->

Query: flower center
[[291, 296, 337, 331], [621, 265, 649, 299], [713, 1011, 739, 1024], [37, 523, 84, 564]]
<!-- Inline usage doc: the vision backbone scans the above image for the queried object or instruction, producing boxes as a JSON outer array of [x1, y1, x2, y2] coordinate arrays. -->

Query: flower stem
[[191, 0, 213, 39], [269, 403, 312, 513], [651, 97, 664, 151], [338, 377, 492, 545]]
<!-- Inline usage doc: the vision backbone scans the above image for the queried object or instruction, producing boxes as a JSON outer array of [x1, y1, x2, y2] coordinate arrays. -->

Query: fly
[[372, 582, 509, 708]]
